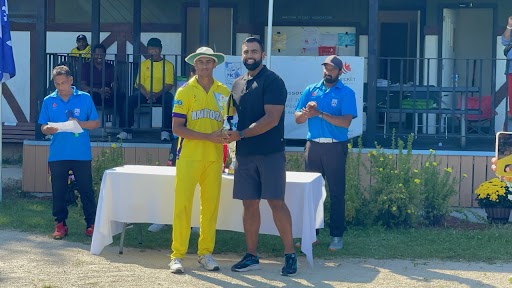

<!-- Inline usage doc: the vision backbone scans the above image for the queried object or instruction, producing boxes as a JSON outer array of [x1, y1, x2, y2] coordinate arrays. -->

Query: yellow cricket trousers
[[171, 159, 223, 259]]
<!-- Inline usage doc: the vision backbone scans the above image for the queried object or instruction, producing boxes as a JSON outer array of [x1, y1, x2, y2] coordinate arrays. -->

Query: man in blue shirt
[[38, 65, 100, 240], [294, 55, 357, 251]]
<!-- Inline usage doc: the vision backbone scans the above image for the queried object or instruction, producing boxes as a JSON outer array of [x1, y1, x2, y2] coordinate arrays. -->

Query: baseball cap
[[147, 38, 162, 48], [322, 55, 343, 70], [76, 34, 87, 42]]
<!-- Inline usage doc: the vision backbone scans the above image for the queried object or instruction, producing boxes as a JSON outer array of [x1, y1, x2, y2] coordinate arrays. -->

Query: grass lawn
[[2, 180, 512, 263]]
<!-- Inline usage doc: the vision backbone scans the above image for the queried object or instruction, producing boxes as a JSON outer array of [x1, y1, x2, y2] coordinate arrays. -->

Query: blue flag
[[0, 0, 15, 83]]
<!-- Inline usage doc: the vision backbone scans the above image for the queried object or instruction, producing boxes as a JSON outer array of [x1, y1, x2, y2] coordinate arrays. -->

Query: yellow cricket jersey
[[172, 76, 231, 161], [135, 59, 174, 93], [69, 45, 91, 58]]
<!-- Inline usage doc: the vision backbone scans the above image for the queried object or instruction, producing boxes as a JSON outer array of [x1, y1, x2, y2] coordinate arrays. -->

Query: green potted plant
[[475, 178, 512, 223]]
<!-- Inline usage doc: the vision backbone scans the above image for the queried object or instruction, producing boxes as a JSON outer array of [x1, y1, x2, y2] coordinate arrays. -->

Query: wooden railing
[[2, 123, 35, 143]]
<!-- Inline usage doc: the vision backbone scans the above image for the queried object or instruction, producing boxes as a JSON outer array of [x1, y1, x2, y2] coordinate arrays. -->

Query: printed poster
[[213, 56, 364, 139], [338, 32, 356, 47]]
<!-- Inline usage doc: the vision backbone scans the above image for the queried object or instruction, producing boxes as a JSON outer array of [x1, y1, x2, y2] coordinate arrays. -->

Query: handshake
[[210, 129, 241, 144]]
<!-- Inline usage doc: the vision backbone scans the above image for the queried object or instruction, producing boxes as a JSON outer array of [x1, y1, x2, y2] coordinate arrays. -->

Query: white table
[[90, 165, 326, 266]]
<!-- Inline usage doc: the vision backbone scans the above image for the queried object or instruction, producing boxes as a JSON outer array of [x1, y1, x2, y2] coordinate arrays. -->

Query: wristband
[[507, 26, 512, 30], [239, 130, 245, 139], [318, 111, 324, 119]]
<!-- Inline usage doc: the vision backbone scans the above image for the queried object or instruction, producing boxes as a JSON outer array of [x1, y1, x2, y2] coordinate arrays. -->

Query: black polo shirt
[[231, 66, 287, 156], [81, 61, 115, 89]]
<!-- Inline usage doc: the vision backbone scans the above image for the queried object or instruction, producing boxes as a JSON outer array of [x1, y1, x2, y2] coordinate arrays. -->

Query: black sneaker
[[231, 253, 260, 272], [281, 253, 297, 276]]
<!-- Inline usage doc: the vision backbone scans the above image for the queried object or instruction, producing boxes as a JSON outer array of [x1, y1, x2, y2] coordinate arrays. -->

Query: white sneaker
[[147, 224, 166, 232], [328, 237, 344, 251], [117, 131, 132, 140], [161, 131, 171, 141], [169, 258, 184, 274], [198, 254, 220, 271]]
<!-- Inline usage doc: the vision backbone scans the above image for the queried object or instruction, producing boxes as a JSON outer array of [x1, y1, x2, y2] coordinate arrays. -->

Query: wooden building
[[7, 0, 509, 200]]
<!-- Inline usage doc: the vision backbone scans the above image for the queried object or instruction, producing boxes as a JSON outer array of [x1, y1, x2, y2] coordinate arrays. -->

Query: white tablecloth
[[90, 165, 326, 266]]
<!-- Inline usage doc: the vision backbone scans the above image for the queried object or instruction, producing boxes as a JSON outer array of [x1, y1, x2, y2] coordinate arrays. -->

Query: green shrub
[[285, 152, 304, 172], [366, 133, 421, 228], [345, 137, 367, 225], [345, 132, 462, 229], [92, 143, 125, 200], [419, 151, 463, 225]]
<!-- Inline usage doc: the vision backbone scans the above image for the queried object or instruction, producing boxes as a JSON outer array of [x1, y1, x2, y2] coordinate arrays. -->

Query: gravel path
[[1, 229, 511, 287]]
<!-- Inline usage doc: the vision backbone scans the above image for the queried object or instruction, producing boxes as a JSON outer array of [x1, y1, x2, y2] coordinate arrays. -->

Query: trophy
[[227, 141, 237, 175], [224, 94, 237, 175], [223, 115, 237, 175]]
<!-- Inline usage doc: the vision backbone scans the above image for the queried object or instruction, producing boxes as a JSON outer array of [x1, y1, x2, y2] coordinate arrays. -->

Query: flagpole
[[0, 0, 16, 202], [0, 83, 3, 202], [266, 0, 274, 69]]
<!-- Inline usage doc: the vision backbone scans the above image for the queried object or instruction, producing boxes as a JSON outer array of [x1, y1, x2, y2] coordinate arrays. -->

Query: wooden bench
[[134, 104, 163, 128], [2, 122, 36, 143]]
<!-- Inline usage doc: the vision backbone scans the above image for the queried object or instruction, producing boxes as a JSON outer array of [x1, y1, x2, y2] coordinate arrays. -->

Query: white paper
[[319, 33, 337, 46], [272, 33, 287, 51], [302, 27, 318, 48], [48, 120, 84, 133]]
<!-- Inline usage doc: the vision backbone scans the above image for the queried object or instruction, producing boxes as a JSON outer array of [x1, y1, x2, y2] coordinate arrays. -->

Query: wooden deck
[[23, 141, 495, 208]]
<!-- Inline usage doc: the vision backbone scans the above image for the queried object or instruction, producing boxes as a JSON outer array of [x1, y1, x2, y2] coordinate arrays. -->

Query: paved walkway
[[1, 229, 512, 287], [2, 166, 22, 182]]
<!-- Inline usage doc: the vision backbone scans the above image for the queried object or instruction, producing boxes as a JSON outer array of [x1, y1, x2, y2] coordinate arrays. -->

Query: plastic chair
[[458, 95, 495, 134]]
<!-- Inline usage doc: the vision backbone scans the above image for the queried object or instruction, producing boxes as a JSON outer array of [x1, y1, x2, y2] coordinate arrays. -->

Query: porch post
[[366, 0, 379, 146], [133, 0, 141, 56], [266, 0, 274, 69], [91, 0, 100, 48], [200, 0, 209, 46], [35, 0, 48, 140]]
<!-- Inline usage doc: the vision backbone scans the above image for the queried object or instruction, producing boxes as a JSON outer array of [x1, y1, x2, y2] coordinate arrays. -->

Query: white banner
[[213, 56, 364, 140]]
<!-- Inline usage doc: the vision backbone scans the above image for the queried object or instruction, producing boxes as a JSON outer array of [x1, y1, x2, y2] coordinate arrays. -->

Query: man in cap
[[70, 34, 91, 59], [117, 37, 174, 141], [294, 55, 357, 251], [168, 47, 230, 274]]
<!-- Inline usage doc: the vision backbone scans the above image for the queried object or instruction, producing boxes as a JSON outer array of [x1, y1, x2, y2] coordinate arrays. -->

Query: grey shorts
[[233, 151, 286, 200]]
